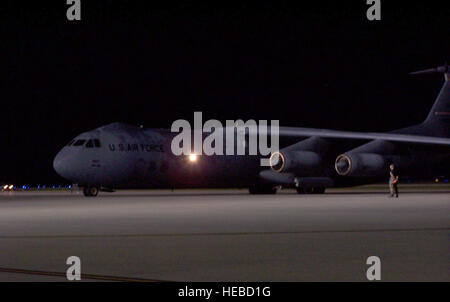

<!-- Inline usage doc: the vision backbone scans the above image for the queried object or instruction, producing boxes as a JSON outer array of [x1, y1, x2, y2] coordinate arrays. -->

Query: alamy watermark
[[366, 0, 381, 21], [170, 112, 279, 167], [366, 256, 381, 280], [66, 256, 81, 281], [67, 0, 81, 21]]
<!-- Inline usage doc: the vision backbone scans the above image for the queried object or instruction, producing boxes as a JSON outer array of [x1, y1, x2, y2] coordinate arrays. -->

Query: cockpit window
[[85, 139, 94, 148], [69, 139, 100, 148], [73, 139, 86, 146]]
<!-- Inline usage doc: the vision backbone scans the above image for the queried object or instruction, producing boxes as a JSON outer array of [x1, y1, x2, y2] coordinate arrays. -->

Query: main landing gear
[[83, 186, 99, 197]]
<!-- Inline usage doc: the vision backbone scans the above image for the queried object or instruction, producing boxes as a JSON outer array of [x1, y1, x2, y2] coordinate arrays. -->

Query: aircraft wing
[[255, 126, 450, 146]]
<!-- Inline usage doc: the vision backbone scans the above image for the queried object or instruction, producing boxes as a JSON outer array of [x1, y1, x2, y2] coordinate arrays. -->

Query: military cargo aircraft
[[54, 65, 450, 196]]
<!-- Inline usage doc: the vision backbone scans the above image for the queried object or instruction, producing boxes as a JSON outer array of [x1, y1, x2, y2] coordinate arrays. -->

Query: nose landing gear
[[83, 186, 99, 197]]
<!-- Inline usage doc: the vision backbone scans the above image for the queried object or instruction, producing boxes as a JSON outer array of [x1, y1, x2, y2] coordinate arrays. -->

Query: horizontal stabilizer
[[409, 63, 449, 81]]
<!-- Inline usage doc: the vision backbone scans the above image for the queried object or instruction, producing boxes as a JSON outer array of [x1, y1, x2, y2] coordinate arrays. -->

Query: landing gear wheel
[[83, 186, 99, 197]]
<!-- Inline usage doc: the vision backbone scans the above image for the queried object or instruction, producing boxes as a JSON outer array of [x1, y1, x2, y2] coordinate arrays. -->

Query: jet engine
[[270, 151, 322, 174], [335, 153, 386, 177]]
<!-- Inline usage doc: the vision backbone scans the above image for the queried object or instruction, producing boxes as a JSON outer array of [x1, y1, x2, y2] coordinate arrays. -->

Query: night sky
[[1, 1, 449, 184]]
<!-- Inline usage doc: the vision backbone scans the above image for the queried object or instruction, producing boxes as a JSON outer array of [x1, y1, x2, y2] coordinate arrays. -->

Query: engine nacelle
[[335, 153, 386, 177], [270, 151, 322, 174]]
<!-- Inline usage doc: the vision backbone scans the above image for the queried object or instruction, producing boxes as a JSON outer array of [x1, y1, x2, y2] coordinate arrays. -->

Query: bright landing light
[[188, 154, 198, 162]]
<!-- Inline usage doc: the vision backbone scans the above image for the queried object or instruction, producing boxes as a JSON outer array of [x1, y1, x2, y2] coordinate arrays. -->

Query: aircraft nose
[[53, 149, 72, 180]]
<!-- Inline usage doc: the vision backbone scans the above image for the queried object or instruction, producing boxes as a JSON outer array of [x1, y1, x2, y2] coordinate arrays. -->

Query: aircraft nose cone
[[53, 149, 72, 180]]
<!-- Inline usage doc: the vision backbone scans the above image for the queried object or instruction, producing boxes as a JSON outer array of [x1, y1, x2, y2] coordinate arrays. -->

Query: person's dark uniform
[[389, 164, 399, 198]]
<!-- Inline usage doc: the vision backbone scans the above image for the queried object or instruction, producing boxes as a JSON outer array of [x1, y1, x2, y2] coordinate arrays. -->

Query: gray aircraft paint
[[54, 66, 450, 192]]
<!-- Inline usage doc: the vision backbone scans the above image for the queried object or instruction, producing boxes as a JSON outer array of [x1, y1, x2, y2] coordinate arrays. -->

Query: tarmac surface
[[0, 187, 448, 281]]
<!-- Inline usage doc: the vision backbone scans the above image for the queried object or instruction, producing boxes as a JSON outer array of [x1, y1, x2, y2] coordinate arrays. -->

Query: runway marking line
[[0, 267, 170, 282], [0, 227, 448, 240]]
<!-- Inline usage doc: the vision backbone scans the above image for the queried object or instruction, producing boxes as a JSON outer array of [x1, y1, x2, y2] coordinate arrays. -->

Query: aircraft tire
[[83, 186, 99, 197]]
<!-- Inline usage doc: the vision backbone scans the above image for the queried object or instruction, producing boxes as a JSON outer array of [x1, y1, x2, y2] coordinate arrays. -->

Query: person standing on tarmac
[[389, 164, 399, 198]]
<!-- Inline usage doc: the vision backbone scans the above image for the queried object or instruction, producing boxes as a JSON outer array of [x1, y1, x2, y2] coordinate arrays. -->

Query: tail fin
[[410, 64, 450, 137]]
